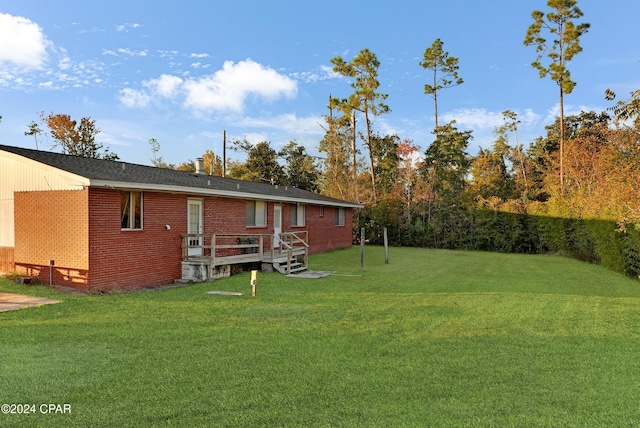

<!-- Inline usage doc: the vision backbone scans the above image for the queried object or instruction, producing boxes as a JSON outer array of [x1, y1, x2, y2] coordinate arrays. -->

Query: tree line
[[16, 1, 640, 276]]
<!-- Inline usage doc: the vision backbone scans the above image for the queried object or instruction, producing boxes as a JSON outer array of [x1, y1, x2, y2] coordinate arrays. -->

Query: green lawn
[[2, 246, 640, 427]]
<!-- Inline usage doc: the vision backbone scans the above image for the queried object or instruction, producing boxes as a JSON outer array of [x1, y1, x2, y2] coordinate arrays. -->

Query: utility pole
[[223, 130, 226, 177]]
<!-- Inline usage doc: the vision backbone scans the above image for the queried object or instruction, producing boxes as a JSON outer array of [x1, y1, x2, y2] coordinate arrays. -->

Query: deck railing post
[[211, 234, 216, 267]]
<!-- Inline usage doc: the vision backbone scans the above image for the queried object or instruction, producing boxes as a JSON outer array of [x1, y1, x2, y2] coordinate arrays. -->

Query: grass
[[2, 246, 640, 427]]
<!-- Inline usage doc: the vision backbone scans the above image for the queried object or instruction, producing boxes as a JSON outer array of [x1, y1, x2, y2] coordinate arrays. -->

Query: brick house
[[0, 145, 361, 291]]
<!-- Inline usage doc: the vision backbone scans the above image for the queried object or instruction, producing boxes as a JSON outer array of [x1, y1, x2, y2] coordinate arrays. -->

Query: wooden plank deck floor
[[185, 248, 306, 267]]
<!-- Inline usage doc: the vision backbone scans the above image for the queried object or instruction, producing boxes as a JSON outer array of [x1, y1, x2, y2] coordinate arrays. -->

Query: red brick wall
[[88, 188, 186, 291], [14, 189, 89, 288], [296, 205, 353, 254], [215, 201, 353, 255], [14, 187, 354, 291]]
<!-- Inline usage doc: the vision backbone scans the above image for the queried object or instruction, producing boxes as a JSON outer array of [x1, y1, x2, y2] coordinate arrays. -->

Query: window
[[319, 206, 324, 217], [246, 200, 266, 227], [121, 191, 142, 229], [335, 207, 345, 226], [291, 204, 305, 227]]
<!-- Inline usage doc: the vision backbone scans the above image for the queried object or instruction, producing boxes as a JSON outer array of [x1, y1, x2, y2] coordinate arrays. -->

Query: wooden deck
[[186, 248, 306, 267], [181, 232, 309, 277]]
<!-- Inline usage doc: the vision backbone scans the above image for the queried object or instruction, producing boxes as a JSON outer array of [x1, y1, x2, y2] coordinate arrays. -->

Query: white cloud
[[518, 108, 541, 126], [119, 87, 151, 108], [103, 48, 148, 57], [441, 108, 505, 129], [143, 74, 183, 98], [116, 23, 141, 32], [116, 48, 148, 57], [234, 113, 324, 135], [119, 60, 297, 113], [442, 107, 542, 130], [544, 103, 605, 123], [182, 59, 297, 112], [0, 13, 49, 68], [290, 65, 339, 83]]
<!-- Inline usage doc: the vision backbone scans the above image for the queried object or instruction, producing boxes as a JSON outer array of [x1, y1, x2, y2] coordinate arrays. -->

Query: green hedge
[[484, 212, 640, 279], [361, 204, 640, 280]]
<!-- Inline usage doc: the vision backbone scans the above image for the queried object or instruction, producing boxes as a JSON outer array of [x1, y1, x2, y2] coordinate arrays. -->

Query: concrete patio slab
[[206, 290, 243, 296], [0, 293, 61, 312], [287, 270, 334, 279]]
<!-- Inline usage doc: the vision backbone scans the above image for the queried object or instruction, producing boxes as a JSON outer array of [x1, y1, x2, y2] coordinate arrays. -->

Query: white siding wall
[[0, 152, 87, 247]]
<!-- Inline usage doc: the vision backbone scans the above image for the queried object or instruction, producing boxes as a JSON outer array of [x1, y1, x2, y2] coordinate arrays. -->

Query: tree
[[228, 140, 284, 184], [44, 112, 119, 160], [149, 138, 175, 169], [605, 88, 640, 123], [331, 48, 390, 203], [493, 110, 539, 201], [25, 120, 42, 150], [423, 122, 472, 201], [279, 141, 320, 192], [467, 143, 513, 202], [421, 121, 472, 231], [370, 133, 400, 198], [419, 38, 463, 130], [176, 160, 195, 172], [524, 0, 590, 190], [202, 149, 224, 176], [395, 139, 421, 227], [318, 97, 355, 200]]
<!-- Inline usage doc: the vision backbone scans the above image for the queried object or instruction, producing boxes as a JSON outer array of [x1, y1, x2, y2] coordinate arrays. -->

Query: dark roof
[[0, 145, 361, 207]]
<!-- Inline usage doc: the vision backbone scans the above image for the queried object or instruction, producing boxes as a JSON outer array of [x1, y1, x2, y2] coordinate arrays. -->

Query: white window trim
[[335, 207, 345, 227], [291, 203, 305, 227], [246, 200, 267, 227], [121, 191, 143, 230]]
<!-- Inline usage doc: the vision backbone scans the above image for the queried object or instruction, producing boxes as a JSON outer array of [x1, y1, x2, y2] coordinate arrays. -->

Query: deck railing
[[181, 232, 308, 269], [182, 233, 270, 262], [278, 231, 309, 272]]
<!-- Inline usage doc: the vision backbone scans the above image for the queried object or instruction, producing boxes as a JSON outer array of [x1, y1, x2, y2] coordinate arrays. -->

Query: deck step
[[273, 259, 307, 275]]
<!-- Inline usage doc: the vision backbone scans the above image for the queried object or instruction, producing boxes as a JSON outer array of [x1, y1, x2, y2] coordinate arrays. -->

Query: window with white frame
[[291, 204, 305, 227], [121, 191, 143, 229], [335, 207, 345, 226], [246, 200, 266, 227]]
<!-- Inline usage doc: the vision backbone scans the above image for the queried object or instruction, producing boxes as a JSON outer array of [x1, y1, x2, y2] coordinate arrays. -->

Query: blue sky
[[0, 1, 638, 167]]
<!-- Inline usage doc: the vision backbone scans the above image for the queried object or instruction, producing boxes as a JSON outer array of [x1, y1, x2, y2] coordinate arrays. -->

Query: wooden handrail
[[287, 231, 309, 248]]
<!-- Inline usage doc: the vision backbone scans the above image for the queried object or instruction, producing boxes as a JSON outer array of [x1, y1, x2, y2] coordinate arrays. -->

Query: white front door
[[187, 199, 203, 256], [273, 204, 282, 248]]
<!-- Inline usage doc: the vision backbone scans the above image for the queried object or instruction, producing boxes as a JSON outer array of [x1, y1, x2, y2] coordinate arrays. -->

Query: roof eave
[[89, 180, 364, 208]]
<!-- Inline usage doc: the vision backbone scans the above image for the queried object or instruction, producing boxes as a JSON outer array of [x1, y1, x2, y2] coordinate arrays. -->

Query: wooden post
[[211, 234, 216, 266], [383, 227, 389, 264], [360, 227, 365, 270], [251, 270, 257, 297]]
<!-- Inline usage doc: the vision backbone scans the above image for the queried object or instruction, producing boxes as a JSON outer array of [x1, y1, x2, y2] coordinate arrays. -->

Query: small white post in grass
[[251, 270, 257, 297], [360, 227, 365, 270], [383, 227, 389, 264]]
